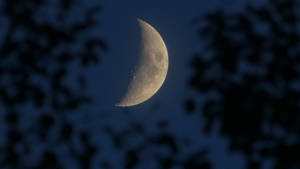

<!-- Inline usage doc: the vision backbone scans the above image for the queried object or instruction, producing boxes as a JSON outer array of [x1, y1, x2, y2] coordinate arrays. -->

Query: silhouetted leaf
[[189, 0, 300, 168]]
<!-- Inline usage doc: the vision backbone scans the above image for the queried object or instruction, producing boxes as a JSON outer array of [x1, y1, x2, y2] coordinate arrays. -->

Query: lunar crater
[[115, 19, 168, 107]]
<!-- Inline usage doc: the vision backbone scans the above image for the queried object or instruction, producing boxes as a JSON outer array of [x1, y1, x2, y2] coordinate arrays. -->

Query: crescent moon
[[116, 19, 169, 107]]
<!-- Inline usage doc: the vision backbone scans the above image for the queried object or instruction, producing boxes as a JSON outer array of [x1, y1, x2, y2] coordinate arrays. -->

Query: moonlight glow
[[116, 19, 169, 107]]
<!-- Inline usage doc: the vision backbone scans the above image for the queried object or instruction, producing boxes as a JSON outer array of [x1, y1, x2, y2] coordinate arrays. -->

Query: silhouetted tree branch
[[188, 0, 300, 169], [0, 0, 106, 168]]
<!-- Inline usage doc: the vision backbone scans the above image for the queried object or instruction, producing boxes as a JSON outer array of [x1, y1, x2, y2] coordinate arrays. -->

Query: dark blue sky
[[0, 0, 276, 168], [81, 0, 268, 169]]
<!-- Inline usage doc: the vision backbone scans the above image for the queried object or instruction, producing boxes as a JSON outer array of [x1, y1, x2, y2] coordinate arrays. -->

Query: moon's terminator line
[[116, 19, 169, 107]]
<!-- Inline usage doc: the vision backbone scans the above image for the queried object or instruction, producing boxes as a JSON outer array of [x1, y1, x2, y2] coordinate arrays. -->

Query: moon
[[116, 19, 169, 107]]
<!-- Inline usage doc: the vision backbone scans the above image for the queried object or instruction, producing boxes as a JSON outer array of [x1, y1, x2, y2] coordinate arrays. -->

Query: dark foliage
[[188, 0, 300, 168], [105, 121, 211, 169], [0, 0, 106, 168]]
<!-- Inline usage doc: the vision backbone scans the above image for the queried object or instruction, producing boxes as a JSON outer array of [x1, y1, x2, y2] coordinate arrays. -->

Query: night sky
[[91, 0, 256, 168], [0, 0, 299, 169]]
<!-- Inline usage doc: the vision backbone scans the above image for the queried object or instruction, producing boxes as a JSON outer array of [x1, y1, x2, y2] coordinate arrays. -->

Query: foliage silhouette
[[188, 0, 300, 169], [0, 0, 106, 169], [104, 122, 211, 169]]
